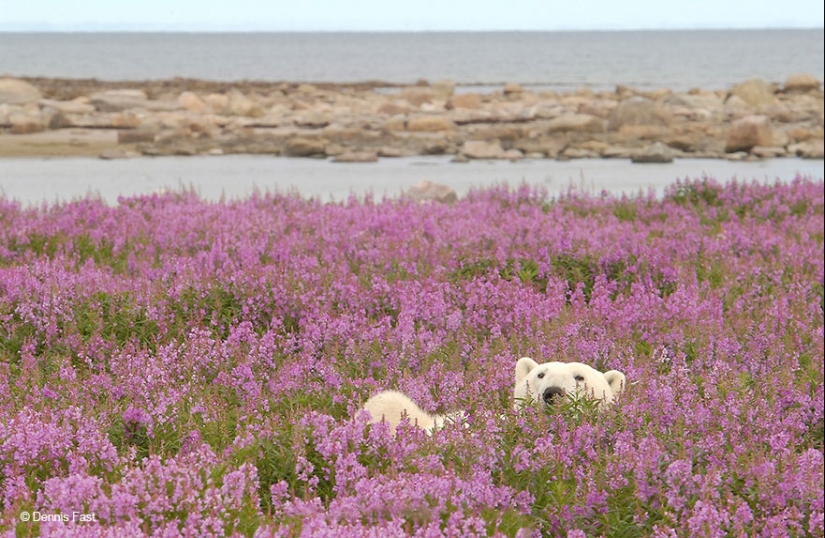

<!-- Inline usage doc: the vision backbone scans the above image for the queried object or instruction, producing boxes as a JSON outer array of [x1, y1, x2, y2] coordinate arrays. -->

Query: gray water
[[1, 156, 822, 206], [1, 30, 823, 91]]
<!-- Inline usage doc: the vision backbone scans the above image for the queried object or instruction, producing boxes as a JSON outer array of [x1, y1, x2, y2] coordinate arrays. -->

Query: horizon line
[[1, 25, 823, 33]]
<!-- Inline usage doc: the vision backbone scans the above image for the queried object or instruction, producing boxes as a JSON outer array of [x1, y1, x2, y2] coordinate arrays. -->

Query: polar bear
[[513, 357, 625, 410], [361, 358, 626, 435], [361, 390, 464, 435]]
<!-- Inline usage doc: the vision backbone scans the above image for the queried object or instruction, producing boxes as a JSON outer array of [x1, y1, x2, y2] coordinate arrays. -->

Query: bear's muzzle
[[542, 387, 565, 405]]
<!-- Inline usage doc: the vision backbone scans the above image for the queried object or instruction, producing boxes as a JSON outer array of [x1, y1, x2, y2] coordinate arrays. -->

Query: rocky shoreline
[[1, 75, 822, 161]]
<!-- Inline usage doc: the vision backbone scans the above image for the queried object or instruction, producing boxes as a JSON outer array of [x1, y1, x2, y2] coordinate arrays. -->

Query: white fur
[[513, 357, 625, 410], [360, 359, 626, 434], [362, 390, 461, 435]]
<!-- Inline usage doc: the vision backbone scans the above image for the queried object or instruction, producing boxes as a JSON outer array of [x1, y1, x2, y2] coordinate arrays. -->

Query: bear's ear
[[603, 370, 626, 395], [515, 357, 540, 386]]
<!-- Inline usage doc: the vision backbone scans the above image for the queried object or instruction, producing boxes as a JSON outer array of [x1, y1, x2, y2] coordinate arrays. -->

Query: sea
[[1, 29, 823, 92]]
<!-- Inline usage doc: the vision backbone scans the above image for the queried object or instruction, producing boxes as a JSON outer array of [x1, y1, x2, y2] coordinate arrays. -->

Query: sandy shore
[[1, 75, 822, 161]]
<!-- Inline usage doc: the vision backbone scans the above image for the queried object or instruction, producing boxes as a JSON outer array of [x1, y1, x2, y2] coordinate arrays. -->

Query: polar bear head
[[513, 357, 626, 410]]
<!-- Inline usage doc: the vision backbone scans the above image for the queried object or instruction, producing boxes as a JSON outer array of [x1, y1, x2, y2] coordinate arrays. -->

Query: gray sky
[[1, 0, 823, 31]]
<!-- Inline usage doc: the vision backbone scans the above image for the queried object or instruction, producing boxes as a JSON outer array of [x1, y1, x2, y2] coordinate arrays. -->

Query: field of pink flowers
[[0, 177, 823, 537]]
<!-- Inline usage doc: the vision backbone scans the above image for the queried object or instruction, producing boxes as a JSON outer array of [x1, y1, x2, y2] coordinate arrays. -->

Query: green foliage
[[669, 179, 722, 208]]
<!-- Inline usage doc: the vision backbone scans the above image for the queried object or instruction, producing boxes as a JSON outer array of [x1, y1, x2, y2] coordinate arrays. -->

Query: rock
[[406, 180, 457, 203], [9, 111, 46, 134], [117, 129, 157, 144], [382, 116, 407, 131], [227, 90, 263, 117], [377, 100, 415, 115], [55, 112, 134, 129], [295, 84, 318, 95], [468, 124, 527, 143], [631, 142, 674, 163], [512, 138, 565, 158], [294, 113, 331, 128], [204, 93, 230, 114], [398, 87, 435, 106], [725, 151, 749, 161], [89, 89, 149, 112], [600, 146, 633, 159], [772, 129, 790, 147], [725, 115, 773, 152], [783, 73, 821, 92], [0, 78, 42, 104], [503, 83, 524, 95], [178, 91, 207, 113], [423, 138, 451, 155], [751, 146, 786, 158], [460, 140, 506, 159], [579, 140, 610, 153], [665, 93, 723, 110], [664, 134, 701, 152], [431, 80, 456, 99], [504, 149, 524, 160], [448, 93, 483, 110], [38, 98, 96, 114], [579, 99, 618, 119], [99, 148, 132, 160], [332, 151, 378, 163], [284, 137, 326, 157], [43, 110, 68, 129], [406, 115, 454, 132], [378, 146, 415, 157], [762, 105, 793, 123], [728, 78, 776, 106], [788, 140, 824, 159], [786, 127, 821, 142], [323, 143, 346, 156], [451, 153, 470, 163], [559, 147, 598, 159], [608, 97, 674, 131], [172, 143, 198, 156], [546, 113, 606, 133], [724, 95, 751, 110]]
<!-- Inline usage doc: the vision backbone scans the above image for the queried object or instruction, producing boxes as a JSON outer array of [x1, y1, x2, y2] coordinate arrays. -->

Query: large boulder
[[728, 78, 776, 106], [546, 114, 606, 134], [783, 73, 821, 93], [608, 97, 674, 131], [725, 115, 773, 153], [0, 78, 42, 105]]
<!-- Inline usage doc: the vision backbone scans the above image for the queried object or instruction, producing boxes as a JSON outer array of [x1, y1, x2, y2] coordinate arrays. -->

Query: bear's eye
[[574, 375, 584, 382], [537, 372, 545, 379]]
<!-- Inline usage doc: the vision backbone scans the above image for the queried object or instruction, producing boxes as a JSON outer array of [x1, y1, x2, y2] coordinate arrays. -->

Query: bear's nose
[[543, 387, 565, 405]]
